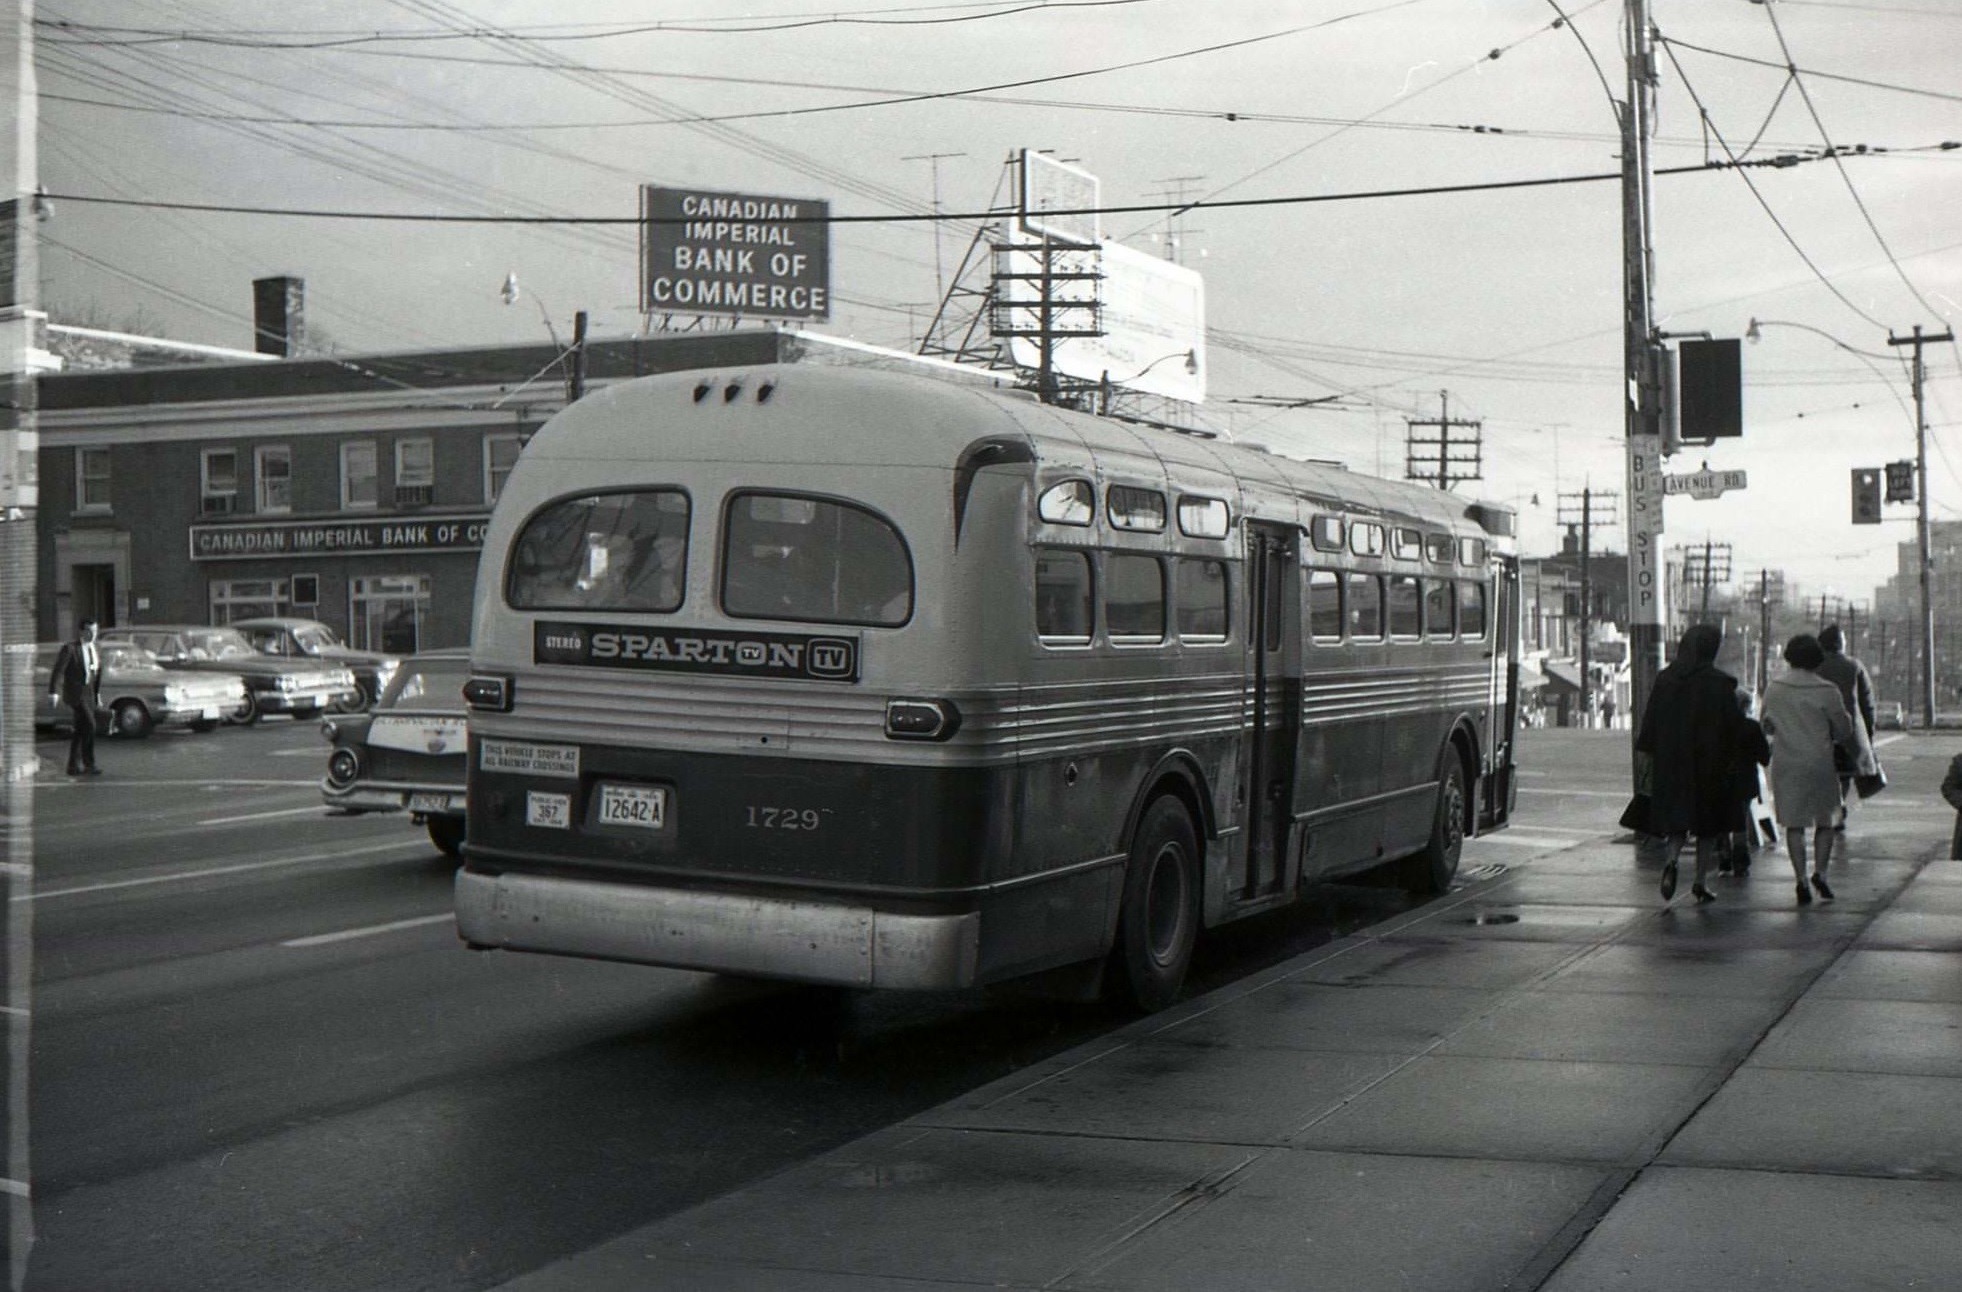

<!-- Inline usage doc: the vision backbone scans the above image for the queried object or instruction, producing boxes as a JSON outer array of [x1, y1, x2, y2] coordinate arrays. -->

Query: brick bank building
[[36, 327, 800, 650]]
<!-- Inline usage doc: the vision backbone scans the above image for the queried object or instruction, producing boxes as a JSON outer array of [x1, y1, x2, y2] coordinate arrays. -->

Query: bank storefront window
[[351, 574, 430, 654], [211, 578, 289, 624]]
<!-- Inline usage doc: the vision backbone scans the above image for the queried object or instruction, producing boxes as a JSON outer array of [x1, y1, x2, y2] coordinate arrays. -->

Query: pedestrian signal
[[1851, 468, 1882, 524], [1885, 460, 1915, 504]]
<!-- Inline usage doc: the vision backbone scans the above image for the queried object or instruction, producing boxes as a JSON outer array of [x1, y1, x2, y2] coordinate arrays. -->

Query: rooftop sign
[[1018, 151, 1100, 248], [639, 185, 830, 322]]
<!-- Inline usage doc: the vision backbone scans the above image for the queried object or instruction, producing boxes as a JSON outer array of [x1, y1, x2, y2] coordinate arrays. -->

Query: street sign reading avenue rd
[[1662, 468, 1748, 500]]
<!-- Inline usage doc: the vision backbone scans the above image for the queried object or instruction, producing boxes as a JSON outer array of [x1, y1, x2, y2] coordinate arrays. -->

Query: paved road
[[24, 718, 1432, 1292]]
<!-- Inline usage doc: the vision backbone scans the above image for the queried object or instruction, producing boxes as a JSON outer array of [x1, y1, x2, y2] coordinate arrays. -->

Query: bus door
[[1242, 522, 1300, 898], [1482, 556, 1520, 828]]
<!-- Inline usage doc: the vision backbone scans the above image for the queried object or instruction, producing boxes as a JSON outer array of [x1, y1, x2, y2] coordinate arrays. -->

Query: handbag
[[1855, 759, 1887, 799]]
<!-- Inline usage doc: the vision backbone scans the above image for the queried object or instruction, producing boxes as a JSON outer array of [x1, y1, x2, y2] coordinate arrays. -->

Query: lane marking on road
[[281, 913, 453, 949], [23, 839, 418, 902], [199, 805, 329, 826], [35, 778, 319, 788], [1471, 832, 1587, 849], [1518, 788, 1625, 799]]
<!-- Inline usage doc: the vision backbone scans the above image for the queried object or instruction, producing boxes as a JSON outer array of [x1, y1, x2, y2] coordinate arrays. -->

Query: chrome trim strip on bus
[[455, 869, 980, 990], [1293, 780, 1438, 826]]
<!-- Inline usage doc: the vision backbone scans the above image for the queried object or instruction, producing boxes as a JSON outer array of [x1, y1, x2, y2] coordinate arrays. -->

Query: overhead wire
[[1756, 0, 1949, 325]]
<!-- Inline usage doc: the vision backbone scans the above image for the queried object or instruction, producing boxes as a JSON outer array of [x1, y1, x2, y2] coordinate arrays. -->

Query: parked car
[[321, 649, 469, 856], [33, 641, 248, 739], [229, 616, 403, 712], [1874, 700, 1907, 730], [100, 625, 359, 725]]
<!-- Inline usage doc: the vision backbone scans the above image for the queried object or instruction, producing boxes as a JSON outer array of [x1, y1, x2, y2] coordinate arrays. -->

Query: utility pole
[[1888, 323, 1954, 729], [1561, 488, 1619, 726], [1404, 390, 1484, 490], [1621, 0, 1667, 747], [2, 3, 37, 1280]]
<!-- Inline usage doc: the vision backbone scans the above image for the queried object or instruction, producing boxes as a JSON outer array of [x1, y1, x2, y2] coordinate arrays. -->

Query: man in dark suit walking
[[50, 619, 104, 777]]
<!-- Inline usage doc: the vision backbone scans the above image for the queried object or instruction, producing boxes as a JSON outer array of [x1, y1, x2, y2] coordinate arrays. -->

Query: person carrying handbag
[[1631, 623, 1754, 904]]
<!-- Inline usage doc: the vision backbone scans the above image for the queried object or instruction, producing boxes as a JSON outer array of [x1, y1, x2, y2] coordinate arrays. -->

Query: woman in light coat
[[1761, 634, 1856, 905]]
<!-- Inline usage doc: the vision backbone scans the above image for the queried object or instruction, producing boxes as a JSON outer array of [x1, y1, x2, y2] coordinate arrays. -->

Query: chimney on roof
[[252, 275, 305, 356]]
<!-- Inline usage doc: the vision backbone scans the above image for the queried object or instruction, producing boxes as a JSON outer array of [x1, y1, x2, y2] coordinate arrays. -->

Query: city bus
[[455, 361, 1519, 1010]]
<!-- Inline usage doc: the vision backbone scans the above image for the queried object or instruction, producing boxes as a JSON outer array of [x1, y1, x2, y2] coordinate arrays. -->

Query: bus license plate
[[597, 783, 668, 830]]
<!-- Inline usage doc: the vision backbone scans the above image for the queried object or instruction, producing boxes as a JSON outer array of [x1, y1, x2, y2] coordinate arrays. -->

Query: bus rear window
[[507, 490, 690, 612], [722, 492, 912, 626]]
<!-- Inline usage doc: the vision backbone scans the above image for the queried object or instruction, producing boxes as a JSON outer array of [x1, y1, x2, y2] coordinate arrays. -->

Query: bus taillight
[[463, 673, 513, 713], [885, 698, 961, 742]]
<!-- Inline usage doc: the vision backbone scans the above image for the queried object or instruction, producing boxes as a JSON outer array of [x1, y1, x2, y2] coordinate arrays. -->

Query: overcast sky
[[27, 0, 1962, 610]]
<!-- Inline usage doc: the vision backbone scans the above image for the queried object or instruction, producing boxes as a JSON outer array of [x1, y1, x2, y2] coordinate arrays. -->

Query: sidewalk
[[500, 737, 1962, 1291]]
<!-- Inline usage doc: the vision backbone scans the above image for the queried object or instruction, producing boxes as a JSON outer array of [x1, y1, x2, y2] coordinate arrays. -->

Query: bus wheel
[[1111, 796, 1199, 1013], [1406, 750, 1468, 896]]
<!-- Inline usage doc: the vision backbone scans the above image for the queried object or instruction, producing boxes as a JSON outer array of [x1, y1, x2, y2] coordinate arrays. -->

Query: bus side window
[[1307, 568, 1343, 643], [1175, 558, 1228, 641], [1035, 548, 1094, 642], [1459, 579, 1488, 639], [1387, 574, 1422, 639], [1106, 553, 1166, 642], [1425, 578, 1456, 639], [1347, 573, 1382, 641]]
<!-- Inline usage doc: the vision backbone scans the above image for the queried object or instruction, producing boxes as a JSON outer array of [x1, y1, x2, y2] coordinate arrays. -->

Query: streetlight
[[1746, 315, 1934, 727], [1099, 348, 1199, 415], [501, 273, 586, 402]]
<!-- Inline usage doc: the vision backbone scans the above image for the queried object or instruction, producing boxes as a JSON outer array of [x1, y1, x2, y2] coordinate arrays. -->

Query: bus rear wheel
[[426, 815, 465, 857], [1405, 750, 1467, 896], [1110, 796, 1199, 1013]]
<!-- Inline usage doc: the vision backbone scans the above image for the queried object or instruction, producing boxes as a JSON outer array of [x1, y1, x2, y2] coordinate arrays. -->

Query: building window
[[350, 574, 430, 654], [210, 578, 288, 624], [395, 437, 434, 506], [201, 448, 239, 515], [255, 445, 292, 514], [484, 434, 524, 504], [76, 447, 111, 513], [341, 441, 378, 510]]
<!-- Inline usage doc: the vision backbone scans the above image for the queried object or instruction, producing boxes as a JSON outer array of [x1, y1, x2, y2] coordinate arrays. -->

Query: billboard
[[1018, 151, 1099, 248], [640, 185, 830, 322], [1002, 239, 1206, 404]]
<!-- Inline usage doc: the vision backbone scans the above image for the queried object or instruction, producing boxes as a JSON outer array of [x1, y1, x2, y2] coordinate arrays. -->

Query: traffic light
[[1851, 468, 1882, 524], [1885, 459, 1915, 504]]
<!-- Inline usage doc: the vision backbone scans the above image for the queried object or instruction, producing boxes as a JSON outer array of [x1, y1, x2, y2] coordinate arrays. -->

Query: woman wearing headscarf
[[1633, 622, 1754, 904], [1761, 633, 1856, 905]]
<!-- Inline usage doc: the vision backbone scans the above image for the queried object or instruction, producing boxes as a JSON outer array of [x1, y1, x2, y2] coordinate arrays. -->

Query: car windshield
[[99, 643, 155, 671], [292, 624, 340, 653], [380, 659, 470, 710], [184, 629, 258, 661]]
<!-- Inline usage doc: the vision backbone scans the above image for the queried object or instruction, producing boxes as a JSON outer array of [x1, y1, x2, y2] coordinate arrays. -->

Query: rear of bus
[[454, 365, 1038, 990]]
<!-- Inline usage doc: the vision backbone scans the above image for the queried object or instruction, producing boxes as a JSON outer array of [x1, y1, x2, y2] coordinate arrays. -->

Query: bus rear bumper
[[453, 869, 980, 990]]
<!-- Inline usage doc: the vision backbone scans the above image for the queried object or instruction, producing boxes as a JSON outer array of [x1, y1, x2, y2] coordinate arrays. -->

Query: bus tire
[[1406, 749, 1468, 896], [1110, 796, 1200, 1013]]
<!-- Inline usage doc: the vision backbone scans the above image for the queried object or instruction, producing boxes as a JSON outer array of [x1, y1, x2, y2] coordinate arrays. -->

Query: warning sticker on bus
[[532, 621, 859, 682], [479, 738, 580, 779]]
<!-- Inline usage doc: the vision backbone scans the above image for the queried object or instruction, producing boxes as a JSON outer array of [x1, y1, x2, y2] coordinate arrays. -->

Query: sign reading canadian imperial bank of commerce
[[189, 514, 492, 561], [639, 185, 830, 322]]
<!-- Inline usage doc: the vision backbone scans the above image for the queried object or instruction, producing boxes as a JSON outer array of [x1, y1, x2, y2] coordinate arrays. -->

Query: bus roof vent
[[692, 380, 713, 403], [723, 379, 745, 403], [755, 380, 776, 403]]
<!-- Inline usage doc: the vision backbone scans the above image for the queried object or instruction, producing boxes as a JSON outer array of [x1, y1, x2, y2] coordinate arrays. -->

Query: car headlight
[[377, 659, 401, 686], [326, 748, 361, 787], [276, 674, 298, 692], [163, 685, 186, 706]]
